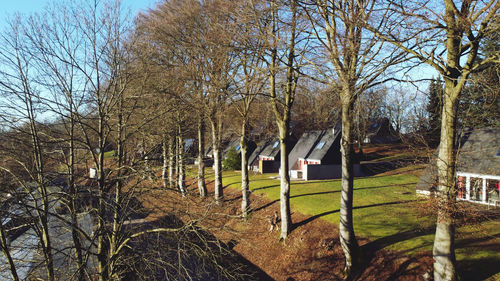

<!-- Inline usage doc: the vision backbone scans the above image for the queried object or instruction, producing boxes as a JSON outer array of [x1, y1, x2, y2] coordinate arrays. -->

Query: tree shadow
[[252, 199, 280, 213], [291, 200, 419, 232], [353, 183, 417, 192], [290, 190, 340, 199], [251, 190, 343, 213], [291, 209, 340, 231], [353, 199, 420, 211], [362, 226, 435, 254], [458, 256, 500, 281], [121, 214, 273, 281], [251, 184, 279, 191]]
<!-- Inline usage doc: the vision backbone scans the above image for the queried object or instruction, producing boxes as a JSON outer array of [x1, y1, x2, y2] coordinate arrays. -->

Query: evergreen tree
[[458, 30, 500, 128], [426, 78, 444, 147], [222, 148, 241, 170]]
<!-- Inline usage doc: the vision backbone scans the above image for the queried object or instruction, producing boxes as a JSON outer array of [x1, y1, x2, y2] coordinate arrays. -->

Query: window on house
[[496, 147, 500, 157], [315, 141, 325, 150], [470, 177, 482, 202], [487, 179, 499, 201]]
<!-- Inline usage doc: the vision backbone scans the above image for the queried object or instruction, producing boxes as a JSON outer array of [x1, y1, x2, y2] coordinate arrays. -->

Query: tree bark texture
[[279, 127, 292, 240], [168, 137, 175, 189], [177, 125, 186, 196], [210, 119, 223, 203], [240, 121, 250, 218], [433, 84, 458, 281], [198, 118, 207, 197], [339, 99, 361, 278], [162, 133, 169, 189]]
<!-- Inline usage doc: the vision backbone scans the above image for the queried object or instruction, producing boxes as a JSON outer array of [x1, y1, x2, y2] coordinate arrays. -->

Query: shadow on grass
[[252, 199, 280, 212], [353, 183, 417, 192], [459, 256, 500, 281], [292, 209, 341, 231], [252, 190, 343, 213], [362, 226, 435, 254], [292, 200, 419, 232], [251, 181, 416, 194]]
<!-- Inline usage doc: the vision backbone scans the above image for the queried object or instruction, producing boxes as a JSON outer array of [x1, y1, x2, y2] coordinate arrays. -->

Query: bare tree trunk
[[240, 121, 250, 218], [97, 113, 109, 281], [339, 99, 361, 278], [210, 119, 223, 203], [68, 109, 84, 281], [197, 118, 207, 197], [175, 135, 180, 188], [27, 92, 55, 281], [278, 126, 291, 240], [162, 133, 169, 189], [109, 96, 125, 279], [177, 125, 186, 196], [168, 137, 175, 188], [433, 86, 458, 281]]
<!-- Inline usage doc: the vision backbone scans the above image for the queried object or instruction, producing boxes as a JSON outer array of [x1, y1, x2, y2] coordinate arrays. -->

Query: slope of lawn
[[222, 170, 500, 280]]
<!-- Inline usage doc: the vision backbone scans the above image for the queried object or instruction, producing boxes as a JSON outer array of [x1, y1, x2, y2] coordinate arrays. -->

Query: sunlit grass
[[220, 168, 500, 268]]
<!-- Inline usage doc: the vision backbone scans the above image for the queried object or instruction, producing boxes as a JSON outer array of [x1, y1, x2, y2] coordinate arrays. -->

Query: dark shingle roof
[[223, 138, 241, 158], [248, 141, 269, 166], [288, 124, 341, 170], [288, 130, 323, 170], [456, 127, 500, 175], [306, 127, 341, 161], [259, 139, 281, 158], [416, 127, 500, 193]]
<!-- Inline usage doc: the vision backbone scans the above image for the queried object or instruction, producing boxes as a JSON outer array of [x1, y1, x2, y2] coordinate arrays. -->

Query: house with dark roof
[[363, 118, 399, 144], [252, 137, 297, 173], [416, 127, 500, 206], [248, 141, 269, 172], [222, 137, 256, 167], [222, 138, 241, 159], [289, 125, 361, 180]]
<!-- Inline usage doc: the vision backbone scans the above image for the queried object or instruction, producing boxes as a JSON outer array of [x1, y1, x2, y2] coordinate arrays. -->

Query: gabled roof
[[288, 130, 323, 169], [365, 118, 399, 143], [416, 127, 500, 192], [456, 127, 500, 175], [259, 139, 281, 158], [288, 124, 341, 169], [248, 141, 269, 166], [306, 127, 341, 161], [223, 138, 242, 158]]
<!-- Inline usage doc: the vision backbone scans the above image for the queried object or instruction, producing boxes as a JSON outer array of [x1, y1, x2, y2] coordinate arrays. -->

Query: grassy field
[[220, 169, 500, 280]]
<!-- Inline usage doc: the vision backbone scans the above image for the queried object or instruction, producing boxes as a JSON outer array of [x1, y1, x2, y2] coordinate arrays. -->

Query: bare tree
[[370, 1, 500, 279], [0, 16, 57, 281], [301, 0, 406, 277], [263, 0, 305, 240], [229, 1, 268, 218]]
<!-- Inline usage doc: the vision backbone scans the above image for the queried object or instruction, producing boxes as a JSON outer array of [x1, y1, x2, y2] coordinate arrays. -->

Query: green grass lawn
[[103, 150, 115, 159], [220, 169, 500, 280]]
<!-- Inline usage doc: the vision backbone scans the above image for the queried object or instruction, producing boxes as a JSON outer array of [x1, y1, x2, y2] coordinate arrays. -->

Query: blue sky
[[1, 0, 159, 27]]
